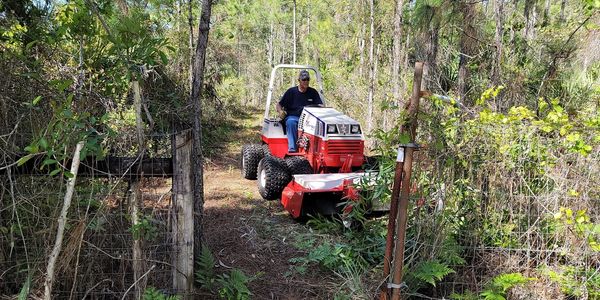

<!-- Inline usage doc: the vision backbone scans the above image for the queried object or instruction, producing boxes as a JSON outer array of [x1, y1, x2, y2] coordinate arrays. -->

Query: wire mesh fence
[[0, 130, 185, 299], [1, 101, 598, 299]]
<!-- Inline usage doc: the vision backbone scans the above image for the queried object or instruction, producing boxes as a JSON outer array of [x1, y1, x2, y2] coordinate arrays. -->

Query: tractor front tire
[[363, 155, 382, 171], [257, 156, 292, 200], [285, 157, 313, 175], [241, 144, 264, 180]]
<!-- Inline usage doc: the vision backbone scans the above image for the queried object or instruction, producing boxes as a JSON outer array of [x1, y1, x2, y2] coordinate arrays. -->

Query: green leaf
[[64, 171, 74, 178], [24, 144, 39, 153], [25, 40, 38, 50], [63, 109, 73, 118], [480, 291, 505, 300], [398, 132, 411, 144], [50, 79, 73, 91], [492, 273, 534, 292], [50, 169, 61, 176], [195, 246, 216, 289], [32, 96, 42, 105], [39, 138, 48, 150], [16, 154, 35, 166], [159, 50, 168, 64], [412, 260, 454, 287], [18, 274, 31, 300], [42, 158, 57, 166]]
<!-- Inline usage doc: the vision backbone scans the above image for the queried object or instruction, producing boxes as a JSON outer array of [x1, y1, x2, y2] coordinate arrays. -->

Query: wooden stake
[[390, 62, 424, 300]]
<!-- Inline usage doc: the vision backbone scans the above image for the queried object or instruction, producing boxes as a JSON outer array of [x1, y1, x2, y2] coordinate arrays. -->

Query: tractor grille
[[326, 140, 363, 154]]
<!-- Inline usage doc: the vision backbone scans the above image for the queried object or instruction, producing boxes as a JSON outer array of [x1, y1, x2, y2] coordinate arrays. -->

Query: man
[[276, 70, 323, 152]]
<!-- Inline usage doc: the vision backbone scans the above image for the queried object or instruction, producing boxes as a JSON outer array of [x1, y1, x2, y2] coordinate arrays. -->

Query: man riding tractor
[[241, 64, 384, 220]]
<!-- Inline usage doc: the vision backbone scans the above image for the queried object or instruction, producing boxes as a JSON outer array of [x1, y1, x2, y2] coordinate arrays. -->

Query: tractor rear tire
[[241, 144, 264, 180], [257, 156, 292, 200], [262, 144, 271, 156], [285, 157, 313, 175]]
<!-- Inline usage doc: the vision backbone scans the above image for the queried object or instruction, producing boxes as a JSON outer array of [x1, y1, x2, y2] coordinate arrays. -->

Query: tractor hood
[[299, 107, 363, 140], [303, 107, 360, 125]]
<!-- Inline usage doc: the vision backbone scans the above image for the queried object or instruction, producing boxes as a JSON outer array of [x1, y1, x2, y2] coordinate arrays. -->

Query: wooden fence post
[[172, 130, 194, 298]]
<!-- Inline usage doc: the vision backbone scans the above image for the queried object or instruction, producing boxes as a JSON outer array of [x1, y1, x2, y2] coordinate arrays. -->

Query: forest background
[[0, 0, 599, 299]]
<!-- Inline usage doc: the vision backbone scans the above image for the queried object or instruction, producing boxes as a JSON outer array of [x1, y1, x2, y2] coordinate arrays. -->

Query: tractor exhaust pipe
[[379, 62, 424, 300]]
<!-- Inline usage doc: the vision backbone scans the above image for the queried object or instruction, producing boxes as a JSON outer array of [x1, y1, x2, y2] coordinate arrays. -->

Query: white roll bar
[[264, 64, 326, 119]]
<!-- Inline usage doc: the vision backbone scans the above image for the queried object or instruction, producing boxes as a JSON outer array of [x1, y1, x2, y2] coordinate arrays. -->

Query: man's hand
[[276, 103, 286, 119], [278, 110, 287, 119]]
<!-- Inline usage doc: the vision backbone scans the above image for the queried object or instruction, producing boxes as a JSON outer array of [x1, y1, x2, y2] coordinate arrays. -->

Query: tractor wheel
[[241, 144, 264, 180], [261, 144, 271, 156], [257, 156, 292, 200], [285, 157, 313, 175], [363, 155, 382, 171]]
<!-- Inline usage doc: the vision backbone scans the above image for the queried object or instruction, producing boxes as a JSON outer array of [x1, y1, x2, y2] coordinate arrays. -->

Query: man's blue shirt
[[279, 86, 322, 117]]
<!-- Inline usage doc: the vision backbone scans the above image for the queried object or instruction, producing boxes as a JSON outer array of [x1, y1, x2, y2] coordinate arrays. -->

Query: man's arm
[[277, 89, 290, 119], [276, 103, 285, 114]]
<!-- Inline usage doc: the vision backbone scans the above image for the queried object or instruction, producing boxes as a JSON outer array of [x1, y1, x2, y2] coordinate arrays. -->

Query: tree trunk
[[133, 81, 145, 149], [359, 22, 366, 77], [176, 0, 182, 76], [423, 11, 440, 91], [293, 0, 297, 64], [366, 0, 375, 134], [188, 0, 194, 90], [190, 0, 212, 267], [129, 181, 146, 299], [116, 0, 129, 15], [458, 1, 476, 103], [492, 0, 505, 88], [509, 0, 518, 50], [524, 0, 536, 41], [559, 0, 566, 24], [392, 0, 405, 108], [268, 19, 274, 68], [306, 15, 310, 64], [43, 141, 85, 300], [237, 13, 241, 77], [404, 31, 410, 70], [542, 0, 550, 26], [131, 80, 146, 299]]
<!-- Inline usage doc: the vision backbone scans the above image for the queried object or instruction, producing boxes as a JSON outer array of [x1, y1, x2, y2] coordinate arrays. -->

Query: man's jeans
[[285, 115, 299, 152]]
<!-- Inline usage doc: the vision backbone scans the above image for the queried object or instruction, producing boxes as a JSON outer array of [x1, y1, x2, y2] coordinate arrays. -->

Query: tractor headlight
[[327, 124, 338, 134], [350, 125, 361, 134]]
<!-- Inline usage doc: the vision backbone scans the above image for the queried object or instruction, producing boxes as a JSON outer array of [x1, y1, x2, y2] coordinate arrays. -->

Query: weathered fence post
[[172, 129, 194, 298], [380, 62, 424, 300]]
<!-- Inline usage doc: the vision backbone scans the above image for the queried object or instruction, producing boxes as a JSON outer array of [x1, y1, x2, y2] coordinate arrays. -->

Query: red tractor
[[242, 64, 379, 219]]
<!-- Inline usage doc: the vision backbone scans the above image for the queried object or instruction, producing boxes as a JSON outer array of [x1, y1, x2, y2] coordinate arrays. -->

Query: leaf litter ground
[[201, 108, 337, 299]]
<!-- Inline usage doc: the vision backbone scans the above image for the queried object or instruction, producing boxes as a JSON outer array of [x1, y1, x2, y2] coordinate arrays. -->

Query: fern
[[449, 290, 478, 300], [217, 269, 252, 300], [480, 290, 506, 300], [142, 287, 180, 300], [412, 260, 455, 287], [491, 273, 533, 292], [480, 272, 535, 300], [195, 246, 217, 290]]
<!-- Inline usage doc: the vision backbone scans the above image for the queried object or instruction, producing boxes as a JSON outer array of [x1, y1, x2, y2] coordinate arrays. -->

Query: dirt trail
[[202, 109, 335, 299]]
